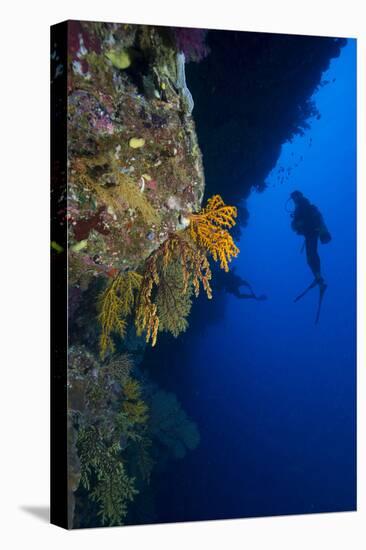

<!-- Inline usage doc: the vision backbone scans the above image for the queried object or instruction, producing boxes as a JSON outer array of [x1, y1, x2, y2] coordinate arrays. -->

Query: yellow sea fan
[[161, 232, 212, 299], [98, 271, 142, 358], [196, 195, 237, 228], [134, 272, 160, 347], [189, 194, 239, 271]]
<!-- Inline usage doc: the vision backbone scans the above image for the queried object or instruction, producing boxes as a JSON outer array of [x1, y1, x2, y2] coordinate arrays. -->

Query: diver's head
[[290, 190, 304, 205], [285, 190, 304, 213]]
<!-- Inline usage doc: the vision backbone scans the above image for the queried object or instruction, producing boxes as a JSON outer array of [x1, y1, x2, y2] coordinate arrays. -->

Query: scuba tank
[[285, 194, 331, 243], [316, 208, 332, 244], [319, 223, 332, 244], [301, 201, 332, 243]]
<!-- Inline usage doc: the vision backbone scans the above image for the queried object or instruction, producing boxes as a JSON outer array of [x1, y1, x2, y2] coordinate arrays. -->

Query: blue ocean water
[[152, 39, 356, 522]]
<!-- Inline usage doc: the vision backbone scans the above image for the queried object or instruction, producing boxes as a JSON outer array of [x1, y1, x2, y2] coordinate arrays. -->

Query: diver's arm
[[235, 291, 256, 300], [236, 291, 267, 301]]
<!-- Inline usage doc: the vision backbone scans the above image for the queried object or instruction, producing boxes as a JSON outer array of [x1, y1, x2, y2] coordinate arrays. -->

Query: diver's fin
[[315, 283, 327, 324], [294, 279, 318, 303]]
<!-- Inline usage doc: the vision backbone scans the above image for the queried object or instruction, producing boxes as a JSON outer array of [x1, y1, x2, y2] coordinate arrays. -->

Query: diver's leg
[[303, 235, 327, 321], [294, 235, 321, 301], [315, 282, 327, 323], [305, 234, 321, 280]]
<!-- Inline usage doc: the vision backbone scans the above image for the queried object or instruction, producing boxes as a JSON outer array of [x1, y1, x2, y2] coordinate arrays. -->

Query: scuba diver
[[287, 190, 331, 323], [213, 267, 267, 301]]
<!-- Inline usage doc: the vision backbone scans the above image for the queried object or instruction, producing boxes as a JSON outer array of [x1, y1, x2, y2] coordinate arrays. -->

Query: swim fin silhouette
[[315, 282, 327, 324], [294, 278, 327, 324], [294, 279, 318, 302]]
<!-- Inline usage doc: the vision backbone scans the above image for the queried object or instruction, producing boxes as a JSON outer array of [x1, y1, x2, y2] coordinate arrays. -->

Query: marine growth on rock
[[63, 20, 239, 528]]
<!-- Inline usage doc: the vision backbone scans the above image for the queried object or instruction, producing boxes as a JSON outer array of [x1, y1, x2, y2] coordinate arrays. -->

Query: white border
[[1, 1, 364, 548]]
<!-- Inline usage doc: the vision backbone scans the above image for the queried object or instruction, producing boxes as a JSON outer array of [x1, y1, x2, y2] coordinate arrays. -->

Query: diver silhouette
[[214, 267, 267, 301], [287, 190, 331, 323]]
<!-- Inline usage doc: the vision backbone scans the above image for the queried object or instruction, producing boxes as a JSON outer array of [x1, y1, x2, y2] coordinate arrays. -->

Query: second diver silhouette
[[213, 267, 268, 301], [287, 190, 331, 323]]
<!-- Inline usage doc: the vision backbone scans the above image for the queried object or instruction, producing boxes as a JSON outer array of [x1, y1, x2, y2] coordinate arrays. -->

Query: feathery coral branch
[[134, 260, 160, 347], [71, 154, 161, 226], [122, 378, 149, 425], [135, 232, 212, 346], [98, 271, 142, 358], [189, 194, 240, 271], [155, 259, 193, 337]]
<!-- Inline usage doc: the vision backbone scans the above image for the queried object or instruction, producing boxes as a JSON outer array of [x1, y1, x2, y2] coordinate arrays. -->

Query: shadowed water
[[145, 39, 356, 523]]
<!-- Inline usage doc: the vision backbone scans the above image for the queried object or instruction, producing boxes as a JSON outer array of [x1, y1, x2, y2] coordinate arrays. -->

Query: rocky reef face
[[62, 22, 214, 528], [67, 22, 205, 288]]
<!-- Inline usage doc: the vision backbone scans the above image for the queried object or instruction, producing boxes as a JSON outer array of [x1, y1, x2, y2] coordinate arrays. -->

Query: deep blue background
[[151, 39, 356, 522]]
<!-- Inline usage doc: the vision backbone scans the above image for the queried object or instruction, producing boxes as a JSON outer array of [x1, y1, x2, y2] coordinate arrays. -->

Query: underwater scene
[[52, 21, 356, 528]]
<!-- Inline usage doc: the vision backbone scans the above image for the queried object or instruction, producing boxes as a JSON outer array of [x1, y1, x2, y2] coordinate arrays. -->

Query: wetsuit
[[292, 198, 323, 280], [290, 192, 330, 322], [305, 232, 321, 279]]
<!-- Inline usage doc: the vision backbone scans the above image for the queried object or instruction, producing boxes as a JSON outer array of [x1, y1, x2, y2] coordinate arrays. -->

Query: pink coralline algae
[[68, 21, 101, 76], [171, 27, 210, 63], [94, 116, 114, 134], [69, 90, 115, 136], [145, 179, 157, 191], [73, 207, 110, 241]]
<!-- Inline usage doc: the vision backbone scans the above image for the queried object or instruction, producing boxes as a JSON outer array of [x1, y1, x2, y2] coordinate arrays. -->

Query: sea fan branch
[[189, 194, 240, 271]]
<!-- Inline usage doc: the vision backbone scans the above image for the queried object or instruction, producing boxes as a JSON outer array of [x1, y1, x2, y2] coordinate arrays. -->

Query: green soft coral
[[77, 426, 138, 526], [70, 351, 152, 527]]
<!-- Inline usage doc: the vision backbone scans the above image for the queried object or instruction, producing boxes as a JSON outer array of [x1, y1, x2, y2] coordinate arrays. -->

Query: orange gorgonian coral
[[188, 195, 240, 271]]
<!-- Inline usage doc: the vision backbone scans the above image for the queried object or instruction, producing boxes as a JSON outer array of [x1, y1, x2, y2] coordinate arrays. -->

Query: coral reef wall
[[63, 21, 224, 528], [67, 22, 206, 287]]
